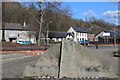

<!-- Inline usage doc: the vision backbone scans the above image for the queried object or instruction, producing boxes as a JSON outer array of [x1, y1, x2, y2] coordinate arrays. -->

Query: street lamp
[[113, 16, 116, 46], [113, 12, 119, 46], [1, 2, 6, 42]]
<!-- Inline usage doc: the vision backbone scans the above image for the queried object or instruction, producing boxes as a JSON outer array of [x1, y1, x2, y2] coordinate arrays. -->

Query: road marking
[[0, 56, 33, 62]]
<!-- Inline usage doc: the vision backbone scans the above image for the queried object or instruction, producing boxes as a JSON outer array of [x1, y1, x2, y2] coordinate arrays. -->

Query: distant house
[[44, 31, 73, 42], [95, 30, 119, 44], [0, 23, 36, 44], [67, 26, 94, 43], [88, 32, 95, 43]]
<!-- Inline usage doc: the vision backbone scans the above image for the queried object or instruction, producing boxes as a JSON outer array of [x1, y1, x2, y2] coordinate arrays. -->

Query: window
[[85, 33, 87, 37], [82, 33, 84, 36], [77, 38, 79, 41], [83, 33, 85, 37], [80, 38, 81, 41], [79, 38, 81, 41], [80, 33, 82, 36], [11, 30, 14, 33], [82, 38, 84, 41]]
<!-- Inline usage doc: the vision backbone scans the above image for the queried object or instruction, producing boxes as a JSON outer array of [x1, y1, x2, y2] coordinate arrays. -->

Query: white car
[[16, 39, 23, 44], [16, 40, 23, 44]]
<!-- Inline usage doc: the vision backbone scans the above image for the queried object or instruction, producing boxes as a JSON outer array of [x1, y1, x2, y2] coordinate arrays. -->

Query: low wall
[[1, 50, 46, 56]]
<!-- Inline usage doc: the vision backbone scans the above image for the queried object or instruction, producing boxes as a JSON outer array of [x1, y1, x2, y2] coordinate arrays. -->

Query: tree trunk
[[38, 2, 43, 45]]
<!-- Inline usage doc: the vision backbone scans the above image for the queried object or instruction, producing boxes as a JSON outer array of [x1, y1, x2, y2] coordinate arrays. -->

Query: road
[[2, 55, 40, 78], [88, 46, 119, 76], [87, 45, 119, 49]]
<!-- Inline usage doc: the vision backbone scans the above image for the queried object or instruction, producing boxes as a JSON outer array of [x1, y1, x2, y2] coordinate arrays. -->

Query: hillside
[[4, 2, 116, 35]]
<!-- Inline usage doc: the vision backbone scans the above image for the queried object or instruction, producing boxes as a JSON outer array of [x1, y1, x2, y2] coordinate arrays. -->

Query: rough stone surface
[[23, 40, 116, 78], [23, 44, 61, 77], [59, 40, 78, 78]]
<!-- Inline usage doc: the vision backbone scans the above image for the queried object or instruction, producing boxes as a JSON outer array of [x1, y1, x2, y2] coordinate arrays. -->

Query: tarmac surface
[[2, 55, 40, 78], [88, 45, 119, 76]]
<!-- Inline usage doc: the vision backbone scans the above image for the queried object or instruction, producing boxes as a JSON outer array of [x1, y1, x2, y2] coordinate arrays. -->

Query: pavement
[[2, 55, 40, 78]]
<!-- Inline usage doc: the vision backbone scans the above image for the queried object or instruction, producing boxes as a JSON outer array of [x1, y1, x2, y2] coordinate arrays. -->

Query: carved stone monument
[[23, 39, 116, 78]]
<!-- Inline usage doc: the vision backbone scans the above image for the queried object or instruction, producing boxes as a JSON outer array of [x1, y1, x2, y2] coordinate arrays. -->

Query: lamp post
[[114, 15, 116, 46], [1, 2, 6, 42], [113, 12, 119, 46]]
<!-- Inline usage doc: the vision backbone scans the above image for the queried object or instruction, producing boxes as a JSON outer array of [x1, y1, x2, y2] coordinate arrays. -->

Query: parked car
[[21, 41, 32, 45], [16, 40, 23, 44], [79, 40, 90, 45], [16, 40, 32, 45]]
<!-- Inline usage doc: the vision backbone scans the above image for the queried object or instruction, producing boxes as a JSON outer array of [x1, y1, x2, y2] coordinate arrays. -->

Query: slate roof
[[72, 26, 92, 33], [0, 23, 29, 30], [103, 30, 119, 37], [44, 31, 72, 38]]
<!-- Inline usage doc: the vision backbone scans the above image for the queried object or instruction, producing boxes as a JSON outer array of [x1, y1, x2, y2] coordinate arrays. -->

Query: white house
[[67, 26, 91, 43], [95, 30, 118, 44], [0, 23, 36, 44]]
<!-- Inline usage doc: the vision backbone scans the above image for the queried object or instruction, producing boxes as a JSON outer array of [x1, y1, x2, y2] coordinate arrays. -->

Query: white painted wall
[[66, 34, 73, 40], [68, 27, 77, 42], [0, 30, 36, 44], [77, 33, 88, 41], [52, 38, 64, 42], [67, 27, 88, 43], [95, 31, 106, 41]]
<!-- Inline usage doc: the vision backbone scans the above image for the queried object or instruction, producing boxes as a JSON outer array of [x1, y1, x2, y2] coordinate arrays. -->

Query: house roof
[[44, 31, 72, 38], [95, 30, 119, 38], [0, 23, 30, 30], [103, 30, 119, 37], [72, 26, 92, 33]]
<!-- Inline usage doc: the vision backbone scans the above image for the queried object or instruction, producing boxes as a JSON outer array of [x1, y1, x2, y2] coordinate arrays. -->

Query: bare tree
[[38, 2, 43, 45]]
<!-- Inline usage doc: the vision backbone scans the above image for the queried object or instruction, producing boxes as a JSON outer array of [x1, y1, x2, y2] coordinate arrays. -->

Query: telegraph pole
[[38, 2, 43, 45], [1, 2, 6, 42]]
